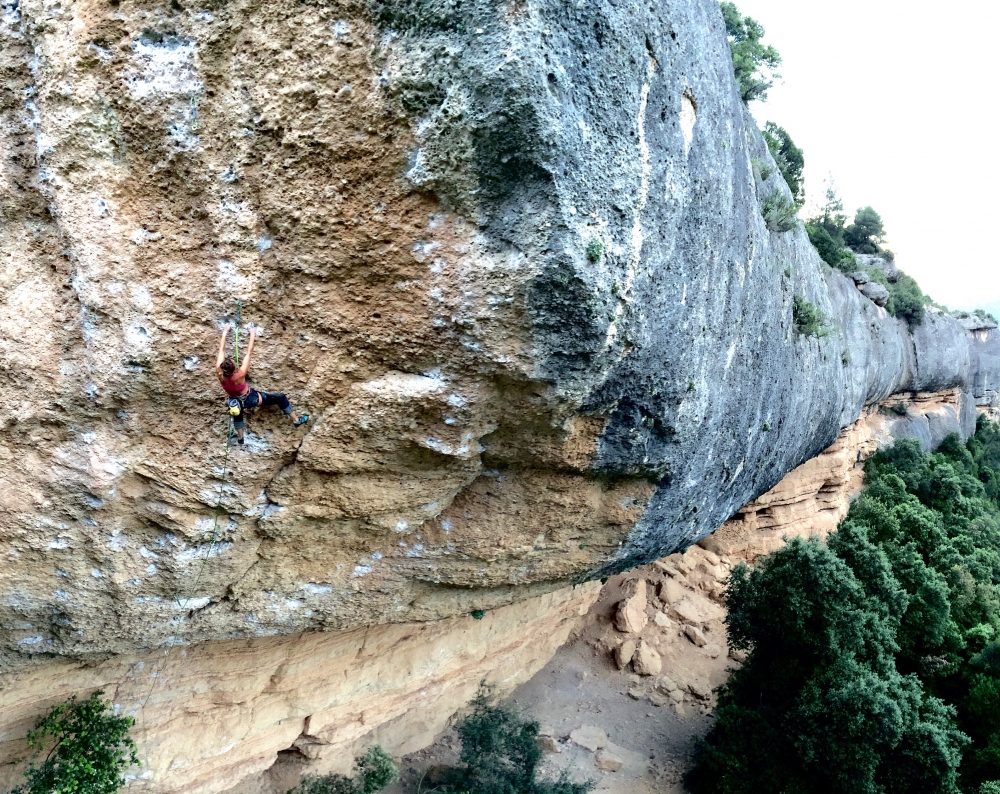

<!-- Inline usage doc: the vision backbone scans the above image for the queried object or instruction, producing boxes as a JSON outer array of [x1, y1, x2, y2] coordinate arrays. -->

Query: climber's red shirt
[[219, 372, 249, 397]]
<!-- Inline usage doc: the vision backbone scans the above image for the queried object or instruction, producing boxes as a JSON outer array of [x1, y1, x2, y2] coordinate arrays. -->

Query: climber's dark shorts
[[227, 389, 292, 429]]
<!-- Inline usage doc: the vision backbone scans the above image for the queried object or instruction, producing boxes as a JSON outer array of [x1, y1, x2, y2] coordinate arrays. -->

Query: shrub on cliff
[[761, 122, 804, 207], [688, 418, 1000, 793], [792, 295, 826, 338], [761, 189, 798, 232], [806, 223, 856, 272], [720, 2, 781, 104], [289, 747, 398, 794], [14, 690, 138, 794], [887, 273, 926, 328]]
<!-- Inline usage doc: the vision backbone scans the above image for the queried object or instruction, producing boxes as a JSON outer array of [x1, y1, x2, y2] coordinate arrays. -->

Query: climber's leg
[[228, 399, 247, 445], [258, 391, 309, 427]]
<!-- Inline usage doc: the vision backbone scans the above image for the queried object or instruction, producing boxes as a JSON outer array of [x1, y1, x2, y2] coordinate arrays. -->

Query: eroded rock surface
[[2, 0, 1000, 790]]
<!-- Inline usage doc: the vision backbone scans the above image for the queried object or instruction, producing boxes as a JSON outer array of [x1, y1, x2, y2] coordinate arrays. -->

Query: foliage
[[844, 206, 886, 255], [13, 690, 138, 794], [689, 417, 1000, 793], [887, 274, 926, 328], [720, 2, 781, 103], [806, 222, 856, 272], [761, 122, 804, 206], [585, 239, 603, 264], [288, 747, 398, 794], [760, 189, 798, 233], [792, 295, 826, 338], [806, 182, 856, 270], [443, 683, 593, 794]]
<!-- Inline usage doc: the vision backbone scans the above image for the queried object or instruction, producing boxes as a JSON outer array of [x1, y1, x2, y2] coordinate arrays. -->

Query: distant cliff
[[1, 0, 999, 790]]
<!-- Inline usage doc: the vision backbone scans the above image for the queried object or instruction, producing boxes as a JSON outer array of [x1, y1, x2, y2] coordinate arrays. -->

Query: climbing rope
[[133, 303, 245, 769]]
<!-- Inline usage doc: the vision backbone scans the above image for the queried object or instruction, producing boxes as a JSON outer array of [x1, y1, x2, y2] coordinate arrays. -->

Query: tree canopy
[[845, 206, 886, 255], [761, 122, 804, 207], [689, 418, 1000, 793], [720, 2, 781, 103]]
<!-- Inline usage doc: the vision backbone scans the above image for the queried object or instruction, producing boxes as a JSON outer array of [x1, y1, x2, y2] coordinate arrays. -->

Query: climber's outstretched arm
[[237, 326, 256, 378], [215, 323, 230, 373]]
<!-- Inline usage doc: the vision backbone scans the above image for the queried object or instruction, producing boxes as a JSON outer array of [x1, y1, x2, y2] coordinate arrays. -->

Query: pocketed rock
[[632, 640, 662, 676], [595, 745, 625, 772], [615, 639, 638, 670], [614, 580, 649, 634], [684, 625, 708, 647], [569, 725, 608, 753]]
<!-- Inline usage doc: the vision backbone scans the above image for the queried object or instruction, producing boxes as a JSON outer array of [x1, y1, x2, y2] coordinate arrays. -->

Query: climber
[[215, 323, 308, 445]]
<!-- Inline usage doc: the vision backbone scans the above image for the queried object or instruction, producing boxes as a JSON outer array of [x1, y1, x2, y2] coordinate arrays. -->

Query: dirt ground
[[385, 547, 739, 794]]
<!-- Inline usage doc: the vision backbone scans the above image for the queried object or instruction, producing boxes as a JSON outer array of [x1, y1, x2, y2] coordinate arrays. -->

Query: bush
[[14, 691, 138, 794], [806, 223, 855, 272], [585, 239, 603, 264], [761, 122, 804, 206], [439, 683, 593, 794], [760, 189, 798, 233], [289, 747, 398, 794], [720, 2, 781, 103], [888, 273, 926, 328], [689, 418, 1000, 794], [792, 295, 826, 338]]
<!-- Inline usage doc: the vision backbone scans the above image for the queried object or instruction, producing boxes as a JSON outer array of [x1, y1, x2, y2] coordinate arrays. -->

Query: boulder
[[684, 625, 708, 647], [614, 639, 638, 670], [537, 735, 561, 753], [570, 725, 608, 752], [658, 578, 686, 605], [613, 580, 648, 633], [595, 745, 624, 772], [859, 281, 890, 307], [667, 593, 726, 625], [657, 676, 678, 693], [850, 270, 871, 285], [687, 679, 712, 700], [653, 610, 673, 628], [632, 640, 662, 676]]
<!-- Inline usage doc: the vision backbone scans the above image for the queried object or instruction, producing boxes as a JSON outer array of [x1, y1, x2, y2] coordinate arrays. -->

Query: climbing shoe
[[294, 414, 310, 427]]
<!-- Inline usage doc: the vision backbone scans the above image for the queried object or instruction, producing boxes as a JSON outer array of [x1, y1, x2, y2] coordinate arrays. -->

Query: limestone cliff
[[2, 0, 999, 789]]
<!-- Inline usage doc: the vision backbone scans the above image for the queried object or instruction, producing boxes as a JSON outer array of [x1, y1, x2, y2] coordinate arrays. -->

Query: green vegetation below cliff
[[689, 417, 1000, 794]]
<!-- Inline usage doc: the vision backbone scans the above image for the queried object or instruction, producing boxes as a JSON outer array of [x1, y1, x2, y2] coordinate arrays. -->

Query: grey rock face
[[388, 0, 1000, 570]]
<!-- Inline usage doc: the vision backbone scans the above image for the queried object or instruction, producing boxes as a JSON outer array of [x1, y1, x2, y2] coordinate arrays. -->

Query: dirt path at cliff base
[[383, 545, 740, 794]]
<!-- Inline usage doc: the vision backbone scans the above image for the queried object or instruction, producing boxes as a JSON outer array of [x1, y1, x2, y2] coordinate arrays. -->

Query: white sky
[[736, 0, 1000, 313]]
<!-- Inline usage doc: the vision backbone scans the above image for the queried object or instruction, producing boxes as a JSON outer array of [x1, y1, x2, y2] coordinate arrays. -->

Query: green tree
[[689, 420, 1000, 794], [720, 2, 781, 103], [844, 206, 886, 254], [761, 122, 804, 206], [15, 691, 138, 794]]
